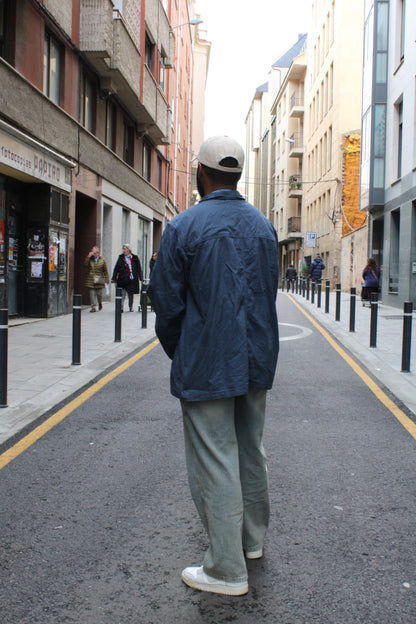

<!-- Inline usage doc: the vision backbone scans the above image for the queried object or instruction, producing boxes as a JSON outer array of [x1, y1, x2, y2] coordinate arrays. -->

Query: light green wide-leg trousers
[[181, 389, 270, 583]]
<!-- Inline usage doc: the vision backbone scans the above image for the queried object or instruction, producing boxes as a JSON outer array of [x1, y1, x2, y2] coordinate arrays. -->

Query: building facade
[[303, 0, 364, 285], [0, 0, 196, 317], [245, 35, 307, 278], [360, 0, 416, 307]]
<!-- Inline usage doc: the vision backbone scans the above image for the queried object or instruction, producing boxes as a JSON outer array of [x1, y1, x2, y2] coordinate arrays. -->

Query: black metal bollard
[[369, 292, 378, 348], [141, 287, 148, 329], [306, 278, 310, 301], [317, 282, 322, 308], [349, 288, 356, 333], [295, 277, 299, 295], [72, 294, 82, 365], [0, 309, 8, 407], [325, 280, 330, 313], [401, 301, 413, 372], [335, 283, 341, 321], [311, 280, 315, 304], [115, 287, 122, 342]]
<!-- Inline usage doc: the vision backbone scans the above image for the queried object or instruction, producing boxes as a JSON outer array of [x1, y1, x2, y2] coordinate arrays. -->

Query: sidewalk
[[282, 287, 416, 417], [0, 303, 156, 445], [1, 289, 415, 447]]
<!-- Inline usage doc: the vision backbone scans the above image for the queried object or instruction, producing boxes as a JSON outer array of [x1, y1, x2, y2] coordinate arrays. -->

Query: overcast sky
[[193, 0, 311, 151]]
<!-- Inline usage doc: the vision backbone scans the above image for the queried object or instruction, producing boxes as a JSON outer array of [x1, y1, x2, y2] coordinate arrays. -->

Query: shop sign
[[0, 124, 73, 192]]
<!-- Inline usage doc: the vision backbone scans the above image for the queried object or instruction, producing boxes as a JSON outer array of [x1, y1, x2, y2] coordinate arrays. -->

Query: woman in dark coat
[[111, 244, 143, 312], [362, 257, 380, 306]]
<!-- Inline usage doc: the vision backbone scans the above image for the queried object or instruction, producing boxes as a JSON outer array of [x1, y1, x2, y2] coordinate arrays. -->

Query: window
[[142, 141, 151, 181], [81, 72, 95, 133], [399, 0, 406, 61], [145, 33, 155, 73], [0, 0, 7, 59], [123, 120, 134, 166], [122, 208, 130, 245], [157, 156, 163, 191], [396, 100, 403, 178], [373, 104, 386, 187], [160, 53, 167, 93], [389, 209, 400, 293], [376, 1, 388, 83], [105, 100, 116, 151], [43, 31, 61, 105]]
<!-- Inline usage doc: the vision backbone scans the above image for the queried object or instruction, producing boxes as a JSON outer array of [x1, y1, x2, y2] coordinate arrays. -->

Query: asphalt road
[[0, 294, 415, 624]]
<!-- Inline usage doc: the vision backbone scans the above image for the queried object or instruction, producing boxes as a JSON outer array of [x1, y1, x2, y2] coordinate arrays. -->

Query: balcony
[[80, 0, 114, 63], [289, 91, 304, 118], [80, 0, 171, 144], [288, 216, 302, 235], [288, 174, 303, 197], [288, 132, 304, 158]]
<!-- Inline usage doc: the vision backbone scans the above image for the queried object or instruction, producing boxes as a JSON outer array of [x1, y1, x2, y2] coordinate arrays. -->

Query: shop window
[[50, 190, 70, 224], [51, 190, 60, 222], [122, 208, 130, 244], [81, 71, 96, 133], [123, 120, 134, 166], [389, 208, 400, 293], [61, 195, 69, 224], [43, 31, 62, 105]]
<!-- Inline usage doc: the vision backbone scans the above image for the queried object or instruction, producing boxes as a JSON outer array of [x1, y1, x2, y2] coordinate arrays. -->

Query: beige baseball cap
[[195, 136, 244, 173]]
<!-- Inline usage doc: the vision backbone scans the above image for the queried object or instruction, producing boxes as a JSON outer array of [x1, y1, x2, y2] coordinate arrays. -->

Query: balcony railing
[[288, 216, 301, 233], [288, 133, 304, 157], [290, 92, 304, 117]]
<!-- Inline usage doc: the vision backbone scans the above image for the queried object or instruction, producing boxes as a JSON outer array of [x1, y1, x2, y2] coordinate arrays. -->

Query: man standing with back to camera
[[148, 136, 279, 596]]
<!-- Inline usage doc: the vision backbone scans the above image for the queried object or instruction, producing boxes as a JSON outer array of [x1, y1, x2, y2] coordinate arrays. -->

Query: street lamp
[[171, 18, 203, 30]]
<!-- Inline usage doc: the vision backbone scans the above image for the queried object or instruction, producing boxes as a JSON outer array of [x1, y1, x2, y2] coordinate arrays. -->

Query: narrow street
[[0, 294, 415, 624]]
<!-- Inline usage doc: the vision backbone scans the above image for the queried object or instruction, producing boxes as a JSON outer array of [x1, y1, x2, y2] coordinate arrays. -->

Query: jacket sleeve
[[147, 225, 186, 360], [111, 260, 118, 282], [103, 260, 110, 283], [136, 257, 143, 281]]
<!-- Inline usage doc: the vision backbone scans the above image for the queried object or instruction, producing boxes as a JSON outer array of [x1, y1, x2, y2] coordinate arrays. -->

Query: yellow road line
[[287, 294, 416, 441], [0, 339, 160, 471]]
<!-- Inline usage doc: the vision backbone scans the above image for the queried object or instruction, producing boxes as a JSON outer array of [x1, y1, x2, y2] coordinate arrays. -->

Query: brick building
[[0, 0, 196, 317]]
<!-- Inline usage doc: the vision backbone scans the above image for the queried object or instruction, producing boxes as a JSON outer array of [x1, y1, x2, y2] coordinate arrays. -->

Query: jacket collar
[[199, 189, 244, 203]]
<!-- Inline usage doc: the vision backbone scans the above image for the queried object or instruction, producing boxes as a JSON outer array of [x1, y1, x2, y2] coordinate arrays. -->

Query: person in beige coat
[[84, 246, 109, 312]]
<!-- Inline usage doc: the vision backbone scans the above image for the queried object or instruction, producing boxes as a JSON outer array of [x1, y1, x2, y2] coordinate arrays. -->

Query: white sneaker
[[245, 548, 263, 560], [181, 566, 248, 596]]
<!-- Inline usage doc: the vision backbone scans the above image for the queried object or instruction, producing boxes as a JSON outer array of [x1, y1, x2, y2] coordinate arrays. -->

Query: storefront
[[0, 119, 74, 317]]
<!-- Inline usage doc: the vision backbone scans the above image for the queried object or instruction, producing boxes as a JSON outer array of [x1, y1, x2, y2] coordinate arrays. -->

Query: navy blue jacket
[[309, 256, 325, 280], [147, 189, 279, 402]]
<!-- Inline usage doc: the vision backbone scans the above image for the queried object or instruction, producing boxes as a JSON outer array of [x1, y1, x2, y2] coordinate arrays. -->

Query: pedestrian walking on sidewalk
[[362, 257, 380, 306], [148, 136, 279, 596], [286, 264, 297, 291], [309, 254, 325, 282], [84, 246, 109, 313], [111, 244, 143, 312], [149, 251, 157, 276]]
